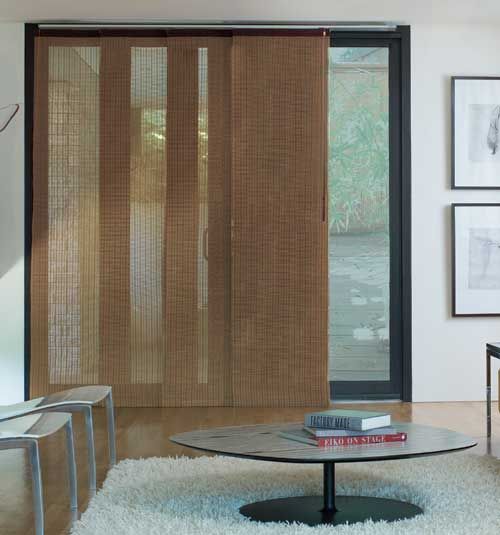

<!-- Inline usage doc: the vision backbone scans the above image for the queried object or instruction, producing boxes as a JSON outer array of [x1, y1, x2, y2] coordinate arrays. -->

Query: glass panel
[[328, 47, 390, 382]]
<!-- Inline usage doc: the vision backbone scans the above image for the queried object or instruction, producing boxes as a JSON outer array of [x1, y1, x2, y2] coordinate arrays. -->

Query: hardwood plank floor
[[0, 401, 499, 535]]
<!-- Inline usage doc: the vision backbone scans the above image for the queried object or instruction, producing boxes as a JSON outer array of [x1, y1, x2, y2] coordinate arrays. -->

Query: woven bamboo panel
[[31, 34, 328, 407], [230, 35, 329, 407]]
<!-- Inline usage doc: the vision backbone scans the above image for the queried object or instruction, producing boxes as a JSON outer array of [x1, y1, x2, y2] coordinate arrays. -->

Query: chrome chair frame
[[0, 387, 116, 493], [0, 413, 77, 535]]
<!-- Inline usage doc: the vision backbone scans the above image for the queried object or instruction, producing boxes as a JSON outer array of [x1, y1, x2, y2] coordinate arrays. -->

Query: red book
[[317, 432, 407, 448]]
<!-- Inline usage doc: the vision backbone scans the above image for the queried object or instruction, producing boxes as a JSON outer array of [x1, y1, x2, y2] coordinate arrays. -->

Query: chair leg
[[29, 441, 44, 535], [83, 406, 97, 493], [64, 419, 78, 514], [105, 390, 117, 466]]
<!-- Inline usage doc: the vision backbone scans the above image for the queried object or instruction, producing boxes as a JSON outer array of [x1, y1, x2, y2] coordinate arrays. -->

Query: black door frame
[[24, 23, 36, 400], [329, 26, 412, 401], [24, 23, 411, 402]]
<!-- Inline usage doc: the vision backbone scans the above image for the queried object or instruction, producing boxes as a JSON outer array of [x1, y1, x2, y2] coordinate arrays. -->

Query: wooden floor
[[1, 401, 499, 535]]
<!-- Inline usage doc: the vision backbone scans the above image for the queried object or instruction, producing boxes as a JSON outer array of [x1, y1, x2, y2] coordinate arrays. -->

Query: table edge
[[169, 436, 478, 464]]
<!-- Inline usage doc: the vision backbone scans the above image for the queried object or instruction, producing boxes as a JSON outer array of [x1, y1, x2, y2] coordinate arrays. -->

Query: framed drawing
[[452, 204, 500, 316], [452, 77, 500, 189], [0, 103, 20, 133]]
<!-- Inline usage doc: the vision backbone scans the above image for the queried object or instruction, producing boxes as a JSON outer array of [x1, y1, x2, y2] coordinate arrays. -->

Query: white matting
[[71, 453, 500, 535]]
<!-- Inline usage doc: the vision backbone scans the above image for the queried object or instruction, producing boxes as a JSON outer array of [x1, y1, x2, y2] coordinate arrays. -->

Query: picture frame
[[452, 76, 500, 189], [452, 203, 500, 316]]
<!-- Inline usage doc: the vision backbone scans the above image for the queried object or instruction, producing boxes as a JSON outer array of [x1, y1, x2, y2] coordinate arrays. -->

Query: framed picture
[[452, 204, 500, 316], [452, 76, 500, 189]]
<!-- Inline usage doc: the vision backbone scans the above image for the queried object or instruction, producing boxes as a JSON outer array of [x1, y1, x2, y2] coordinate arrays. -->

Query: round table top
[[170, 422, 477, 464]]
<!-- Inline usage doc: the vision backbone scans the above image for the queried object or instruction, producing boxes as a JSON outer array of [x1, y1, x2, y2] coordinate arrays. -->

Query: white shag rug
[[71, 453, 500, 535]]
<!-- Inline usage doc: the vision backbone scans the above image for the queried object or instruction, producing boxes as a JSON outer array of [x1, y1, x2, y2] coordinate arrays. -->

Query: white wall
[[0, 16, 499, 403], [412, 24, 500, 401], [3, 0, 500, 25], [0, 23, 25, 404]]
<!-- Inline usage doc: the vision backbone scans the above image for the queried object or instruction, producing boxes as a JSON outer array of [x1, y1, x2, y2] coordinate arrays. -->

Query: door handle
[[203, 228, 208, 261]]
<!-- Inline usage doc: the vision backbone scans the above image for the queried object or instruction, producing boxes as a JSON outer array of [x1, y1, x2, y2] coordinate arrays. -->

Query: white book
[[304, 409, 391, 432]]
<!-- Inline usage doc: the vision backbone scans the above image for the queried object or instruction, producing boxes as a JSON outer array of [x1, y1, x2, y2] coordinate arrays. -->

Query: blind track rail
[[37, 21, 398, 31]]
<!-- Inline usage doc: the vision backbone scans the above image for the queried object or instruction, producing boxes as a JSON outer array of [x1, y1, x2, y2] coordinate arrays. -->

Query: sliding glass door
[[328, 30, 411, 400]]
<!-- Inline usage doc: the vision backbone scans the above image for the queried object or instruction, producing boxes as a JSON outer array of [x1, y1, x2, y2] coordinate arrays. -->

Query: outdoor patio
[[329, 231, 390, 382]]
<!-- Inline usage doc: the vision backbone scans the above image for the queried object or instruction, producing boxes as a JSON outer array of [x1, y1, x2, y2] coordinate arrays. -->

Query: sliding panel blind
[[32, 38, 102, 394], [31, 33, 328, 407], [160, 37, 233, 406], [207, 38, 234, 405], [31, 37, 50, 395], [163, 44, 199, 405], [129, 42, 167, 394], [77, 44, 101, 386], [231, 35, 329, 406], [99, 38, 132, 396], [162, 37, 232, 406]]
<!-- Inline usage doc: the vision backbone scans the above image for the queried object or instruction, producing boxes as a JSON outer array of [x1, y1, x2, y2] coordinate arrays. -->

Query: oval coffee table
[[170, 422, 476, 526]]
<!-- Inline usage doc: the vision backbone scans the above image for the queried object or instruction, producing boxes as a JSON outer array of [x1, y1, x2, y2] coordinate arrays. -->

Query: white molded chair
[[0, 386, 116, 492], [0, 412, 77, 535]]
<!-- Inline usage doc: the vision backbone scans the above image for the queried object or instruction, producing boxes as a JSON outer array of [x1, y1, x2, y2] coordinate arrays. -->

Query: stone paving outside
[[329, 231, 390, 382]]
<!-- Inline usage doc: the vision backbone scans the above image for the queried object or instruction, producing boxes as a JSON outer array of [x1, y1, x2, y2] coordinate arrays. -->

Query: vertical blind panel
[[231, 36, 329, 407], [98, 39, 132, 391], [48, 45, 101, 385], [207, 38, 233, 405], [129, 44, 167, 387], [31, 38, 102, 397], [31, 37, 50, 397], [162, 37, 231, 406], [163, 42, 202, 406], [76, 46, 101, 386], [47, 47, 81, 384]]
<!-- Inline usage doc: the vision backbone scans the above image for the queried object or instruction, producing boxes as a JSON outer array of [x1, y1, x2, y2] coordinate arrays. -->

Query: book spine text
[[317, 433, 407, 447], [306, 415, 356, 429]]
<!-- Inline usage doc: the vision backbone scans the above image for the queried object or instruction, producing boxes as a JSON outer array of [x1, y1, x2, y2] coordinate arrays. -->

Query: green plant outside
[[328, 51, 390, 235]]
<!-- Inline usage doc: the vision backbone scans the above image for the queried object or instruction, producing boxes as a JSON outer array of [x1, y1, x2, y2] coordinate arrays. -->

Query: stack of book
[[279, 409, 407, 447]]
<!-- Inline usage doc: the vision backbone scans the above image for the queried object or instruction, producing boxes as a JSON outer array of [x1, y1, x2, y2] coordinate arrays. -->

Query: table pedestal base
[[239, 495, 423, 526], [239, 462, 422, 526]]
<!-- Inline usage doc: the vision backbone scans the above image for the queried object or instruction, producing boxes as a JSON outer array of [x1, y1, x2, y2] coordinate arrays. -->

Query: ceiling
[[2, 0, 500, 24]]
